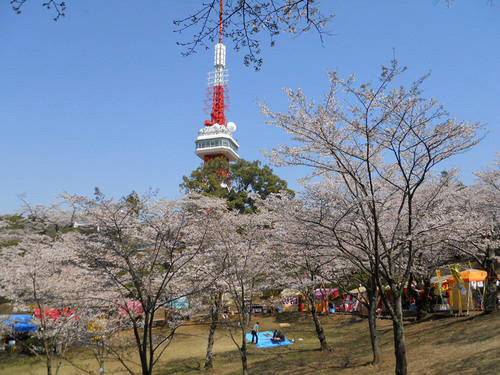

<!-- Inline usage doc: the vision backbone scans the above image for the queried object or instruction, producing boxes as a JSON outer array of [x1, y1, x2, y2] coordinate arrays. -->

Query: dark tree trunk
[[136, 312, 153, 375], [484, 246, 498, 314], [308, 295, 331, 351], [420, 279, 432, 315], [240, 331, 249, 375], [415, 279, 430, 321], [205, 292, 223, 370], [46, 355, 53, 375], [392, 293, 408, 375], [367, 284, 381, 364]]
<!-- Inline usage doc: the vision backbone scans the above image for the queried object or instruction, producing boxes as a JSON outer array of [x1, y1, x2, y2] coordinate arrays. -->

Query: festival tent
[[346, 287, 368, 313], [279, 289, 302, 312], [169, 296, 189, 310], [314, 288, 339, 313], [314, 288, 339, 299], [1, 315, 38, 333], [119, 301, 144, 315], [447, 269, 488, 283], [87, 317, 109, 340], [33, 308, 78, 320], [446, 269, 487, 313], [430, 274, 452, 296]]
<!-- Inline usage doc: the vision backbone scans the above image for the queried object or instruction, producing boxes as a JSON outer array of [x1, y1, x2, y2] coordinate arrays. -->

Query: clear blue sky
[[0, 0, 498, 213]]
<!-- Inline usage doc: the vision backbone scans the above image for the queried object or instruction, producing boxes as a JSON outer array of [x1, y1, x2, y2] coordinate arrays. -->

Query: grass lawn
[[1, 311, 499, 375]]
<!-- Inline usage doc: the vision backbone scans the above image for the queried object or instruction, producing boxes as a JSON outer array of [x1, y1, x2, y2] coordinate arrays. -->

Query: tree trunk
[[139, 314, 152, 375], [205, 292, 222, 370], [415, 279, 430, 321], [308, 296, 331, 351], [240, 332, 249, 375], [392, 294, 408, 375], [367, 294, 381, 364], [422, 279, 431, 313], [484, 246, 498, 314], [140, 343, 151, 375], [46, 354, 53, 375]]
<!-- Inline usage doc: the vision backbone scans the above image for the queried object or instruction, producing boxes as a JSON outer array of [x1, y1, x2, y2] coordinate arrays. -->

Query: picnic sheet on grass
[[245, 330, 293, 348]]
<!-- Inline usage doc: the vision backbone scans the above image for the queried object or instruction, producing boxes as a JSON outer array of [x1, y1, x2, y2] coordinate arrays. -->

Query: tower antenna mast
[[219, 0, 224, 44]]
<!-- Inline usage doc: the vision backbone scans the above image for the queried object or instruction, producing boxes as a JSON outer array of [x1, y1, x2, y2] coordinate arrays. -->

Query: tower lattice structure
[[194, 0, 239, 165]]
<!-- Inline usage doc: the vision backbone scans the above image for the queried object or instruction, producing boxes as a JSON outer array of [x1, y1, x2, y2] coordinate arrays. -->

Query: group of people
[[250, 322, 286, 345]]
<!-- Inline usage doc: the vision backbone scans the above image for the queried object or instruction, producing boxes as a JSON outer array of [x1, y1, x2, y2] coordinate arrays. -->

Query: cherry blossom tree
[[265, 186, 385, 362], [0, 202, 120, 375], [261, 60, 481, 375], [182, 195, 231, 371], [264, 194, 333, 352], [201, 289, 224, 370], [0, 233, 94, 375], [59, 191, 219, 375], [202, 202, 271, 375]]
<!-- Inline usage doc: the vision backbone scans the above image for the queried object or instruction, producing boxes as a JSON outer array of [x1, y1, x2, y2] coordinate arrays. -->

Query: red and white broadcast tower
[[194, 0, 239, 164]]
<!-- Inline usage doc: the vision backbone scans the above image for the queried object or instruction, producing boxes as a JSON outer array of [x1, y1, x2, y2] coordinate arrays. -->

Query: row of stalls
[[1, 308, 82, 352], [270, 269, 497, 316], [1, 308, 76, 339], [277, 288, 363, 314], [0, 314, 38, 351], [1, 298, 190, 351]]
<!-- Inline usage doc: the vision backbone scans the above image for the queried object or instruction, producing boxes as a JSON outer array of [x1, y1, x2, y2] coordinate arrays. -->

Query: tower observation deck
[[194, 0, 239, 164]]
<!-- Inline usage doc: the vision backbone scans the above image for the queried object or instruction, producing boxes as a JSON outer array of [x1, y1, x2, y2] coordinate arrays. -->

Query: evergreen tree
[[180, 157, 293, 213]]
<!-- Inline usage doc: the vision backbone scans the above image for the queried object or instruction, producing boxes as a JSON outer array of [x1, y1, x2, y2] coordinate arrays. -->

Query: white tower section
[[195, 124, 239, 162], [214, 43, 226, 69], [209, 43, 229, 88]]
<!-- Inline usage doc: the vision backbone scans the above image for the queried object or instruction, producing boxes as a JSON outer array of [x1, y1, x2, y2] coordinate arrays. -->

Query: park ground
[[1, 311, 499, 375]]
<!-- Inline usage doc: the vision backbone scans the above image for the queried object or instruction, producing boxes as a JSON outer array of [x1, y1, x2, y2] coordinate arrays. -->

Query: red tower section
[[209, 85, 226, 127], [206, 0, 227, 128]]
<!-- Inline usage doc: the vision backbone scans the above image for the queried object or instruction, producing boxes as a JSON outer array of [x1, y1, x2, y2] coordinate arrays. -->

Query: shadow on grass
[[405, 312, 500, 346], [275, 312, 305, 323], [429, 347, 500, 375]]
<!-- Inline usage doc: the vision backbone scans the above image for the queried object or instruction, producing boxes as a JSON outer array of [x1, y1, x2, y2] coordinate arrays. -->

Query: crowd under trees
[[0, 64, 498, 375]]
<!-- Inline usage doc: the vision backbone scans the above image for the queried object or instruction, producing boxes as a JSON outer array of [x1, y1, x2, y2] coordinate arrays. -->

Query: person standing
[[251, 321, 259, 344]]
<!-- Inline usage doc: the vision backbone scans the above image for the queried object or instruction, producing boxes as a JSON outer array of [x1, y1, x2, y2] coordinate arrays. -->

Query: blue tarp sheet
[[245, 330, 293, 348], [1, 314, 38, 333]]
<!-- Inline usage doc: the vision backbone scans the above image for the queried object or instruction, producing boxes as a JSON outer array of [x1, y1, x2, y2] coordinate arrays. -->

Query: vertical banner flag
[[436, 270, 442, 295], [450, 264, 466, 295], [450, 264, 466, 314]]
